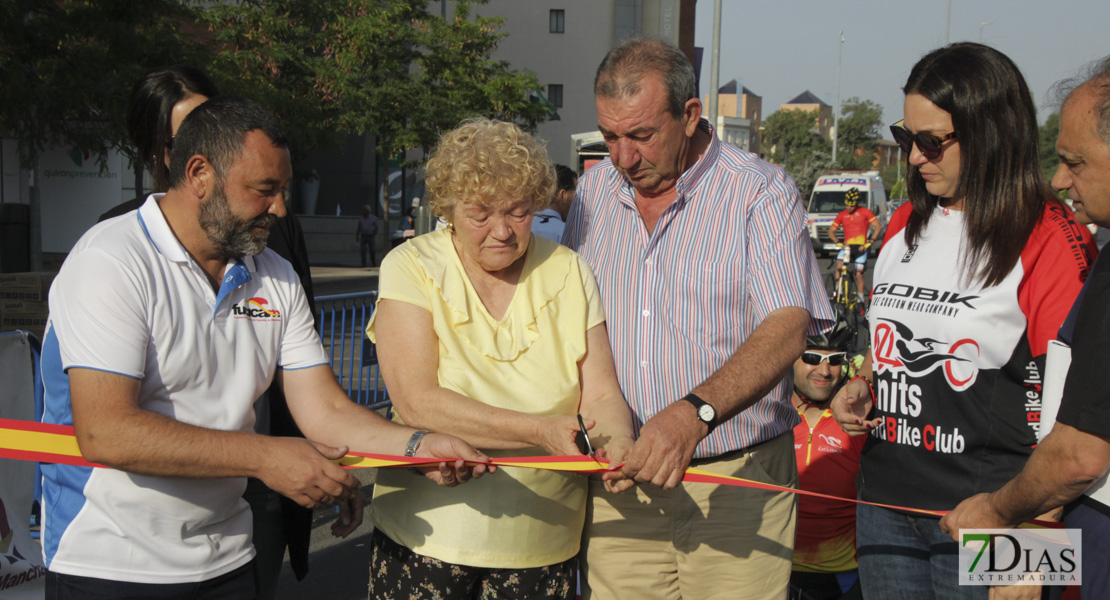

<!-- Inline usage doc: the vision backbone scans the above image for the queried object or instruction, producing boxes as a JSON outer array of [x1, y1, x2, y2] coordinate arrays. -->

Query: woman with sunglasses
[[832, 43, 1095, 599]]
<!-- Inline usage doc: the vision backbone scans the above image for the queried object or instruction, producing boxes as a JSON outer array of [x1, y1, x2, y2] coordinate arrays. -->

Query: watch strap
[[680, 393, 717, 434], [404, 430, 428, 457]]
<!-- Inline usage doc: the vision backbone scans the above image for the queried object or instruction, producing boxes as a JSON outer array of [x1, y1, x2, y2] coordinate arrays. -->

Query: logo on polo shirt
[[231, 297, 282, 321]]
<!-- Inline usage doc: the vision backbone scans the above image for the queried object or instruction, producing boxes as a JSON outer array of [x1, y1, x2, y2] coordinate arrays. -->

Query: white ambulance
[[806, 170, 889, 257]]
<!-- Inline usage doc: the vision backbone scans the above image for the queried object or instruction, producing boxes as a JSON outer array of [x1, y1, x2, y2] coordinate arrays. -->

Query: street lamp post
[[832, 31, 843, 165], [945, 0, 951, 44], [708, 0, 721, 130], [979, 21, 992, 43]]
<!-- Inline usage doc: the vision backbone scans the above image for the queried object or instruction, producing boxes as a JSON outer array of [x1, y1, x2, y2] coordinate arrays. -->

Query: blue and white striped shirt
[[563, 120, 834, 458]]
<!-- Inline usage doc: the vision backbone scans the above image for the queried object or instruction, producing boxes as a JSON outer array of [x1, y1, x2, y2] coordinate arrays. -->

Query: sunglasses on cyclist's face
[[890, 120, 957, 160], [801, 351, 848, 366]]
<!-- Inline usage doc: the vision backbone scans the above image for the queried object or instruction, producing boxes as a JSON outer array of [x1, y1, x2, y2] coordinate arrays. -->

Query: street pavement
[[310, 266, 379, 297]]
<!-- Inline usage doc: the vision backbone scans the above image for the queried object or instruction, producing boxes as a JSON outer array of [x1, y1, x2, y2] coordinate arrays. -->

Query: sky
[[693, 0, 1110, 138]]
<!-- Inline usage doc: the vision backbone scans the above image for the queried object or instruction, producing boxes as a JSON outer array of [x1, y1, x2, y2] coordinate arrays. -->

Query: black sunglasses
[[801, 351, 848, 366], [890, 120, 957, 160]]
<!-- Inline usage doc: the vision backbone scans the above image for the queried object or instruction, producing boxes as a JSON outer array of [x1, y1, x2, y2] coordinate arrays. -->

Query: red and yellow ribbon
[[0, 418, 1056, 526]]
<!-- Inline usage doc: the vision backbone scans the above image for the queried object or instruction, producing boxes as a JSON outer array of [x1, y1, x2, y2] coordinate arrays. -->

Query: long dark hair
[[902, 43, 1051, 287], [127, 66, 220, 193]]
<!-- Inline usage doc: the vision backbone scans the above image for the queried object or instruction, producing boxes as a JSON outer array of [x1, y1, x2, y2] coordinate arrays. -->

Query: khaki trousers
[[581, 432, 797, 600]]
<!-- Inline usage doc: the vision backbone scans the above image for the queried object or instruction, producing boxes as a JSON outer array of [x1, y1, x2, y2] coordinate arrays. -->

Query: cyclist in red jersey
[[828, 187, 879, 304], [790, 320, 865, 600]]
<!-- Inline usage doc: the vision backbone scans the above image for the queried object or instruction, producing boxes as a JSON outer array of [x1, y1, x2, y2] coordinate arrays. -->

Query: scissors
[[574, 414, 595, 457]]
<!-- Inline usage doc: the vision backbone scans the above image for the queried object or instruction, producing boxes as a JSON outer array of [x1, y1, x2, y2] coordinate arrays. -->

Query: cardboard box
[[0, 285, 51, 342], [0, 272, 57, 302]]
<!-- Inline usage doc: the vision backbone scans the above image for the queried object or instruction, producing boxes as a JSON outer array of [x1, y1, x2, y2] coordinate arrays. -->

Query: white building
[[469, 0, 694, 167]]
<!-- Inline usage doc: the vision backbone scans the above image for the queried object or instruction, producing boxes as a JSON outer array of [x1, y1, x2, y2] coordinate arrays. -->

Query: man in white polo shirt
[[39, 96, 490, 599]]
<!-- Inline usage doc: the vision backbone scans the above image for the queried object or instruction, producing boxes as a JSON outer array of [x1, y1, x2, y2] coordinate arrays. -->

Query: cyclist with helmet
[[790, 319, 866, 600], [828, 187, 880, 305]]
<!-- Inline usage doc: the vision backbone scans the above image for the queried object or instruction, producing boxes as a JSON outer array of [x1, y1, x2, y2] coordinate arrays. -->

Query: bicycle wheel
[[837, 269, 852, 305], [844, 300, 861, 343]]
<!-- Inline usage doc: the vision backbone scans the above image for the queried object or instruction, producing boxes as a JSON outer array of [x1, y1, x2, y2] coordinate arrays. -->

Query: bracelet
[[404, 430, 428, 457], [849, 375, 875, 400]]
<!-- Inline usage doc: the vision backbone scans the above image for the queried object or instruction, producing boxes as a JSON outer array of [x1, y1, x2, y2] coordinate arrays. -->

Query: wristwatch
[[680, 393, 717, 434], [404, 430, 428, 457]]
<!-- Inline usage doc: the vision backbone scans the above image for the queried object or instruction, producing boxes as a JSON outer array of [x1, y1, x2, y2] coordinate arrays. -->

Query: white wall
[[475, 1, 619, 168]]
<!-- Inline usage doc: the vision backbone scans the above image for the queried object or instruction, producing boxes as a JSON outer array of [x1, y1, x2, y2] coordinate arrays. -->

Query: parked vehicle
[[806, 170, 889, 257]]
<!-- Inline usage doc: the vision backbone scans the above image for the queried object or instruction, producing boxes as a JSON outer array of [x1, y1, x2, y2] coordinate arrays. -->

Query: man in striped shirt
[[564, 38, 834, 600]]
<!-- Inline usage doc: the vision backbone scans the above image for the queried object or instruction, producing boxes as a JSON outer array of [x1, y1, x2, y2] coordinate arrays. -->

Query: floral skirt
[[367, 529, 576, 600]]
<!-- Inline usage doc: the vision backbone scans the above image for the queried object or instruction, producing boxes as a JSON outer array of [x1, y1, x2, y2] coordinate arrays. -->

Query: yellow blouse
[[365, 229, 605, 568]]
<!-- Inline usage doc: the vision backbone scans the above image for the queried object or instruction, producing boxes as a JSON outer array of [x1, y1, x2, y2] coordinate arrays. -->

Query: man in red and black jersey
[[828, 188, 879, 304]]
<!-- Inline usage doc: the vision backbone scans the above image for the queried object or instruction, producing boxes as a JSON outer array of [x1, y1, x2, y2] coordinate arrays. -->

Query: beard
[[199, 180, 276, 258]]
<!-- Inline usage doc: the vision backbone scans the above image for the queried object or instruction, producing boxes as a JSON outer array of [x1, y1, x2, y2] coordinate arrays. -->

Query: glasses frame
[[800, 351, 848, 366], [890, 119, 957, 160]]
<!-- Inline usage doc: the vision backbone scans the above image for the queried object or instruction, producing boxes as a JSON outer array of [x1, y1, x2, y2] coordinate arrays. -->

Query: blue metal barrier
[[314, 291, 390, 409]]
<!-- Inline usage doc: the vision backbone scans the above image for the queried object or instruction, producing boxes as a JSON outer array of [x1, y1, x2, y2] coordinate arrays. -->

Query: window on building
[[550, 9, 565, 33], [547, 84, 564, 108]]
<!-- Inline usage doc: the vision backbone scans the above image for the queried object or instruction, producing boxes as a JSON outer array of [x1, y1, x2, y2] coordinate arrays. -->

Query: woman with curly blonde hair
[[366, 117, 635, 599]]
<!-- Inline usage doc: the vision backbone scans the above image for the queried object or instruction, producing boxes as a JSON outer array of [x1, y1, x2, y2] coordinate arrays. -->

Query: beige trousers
[[580, 432, 797, 600]]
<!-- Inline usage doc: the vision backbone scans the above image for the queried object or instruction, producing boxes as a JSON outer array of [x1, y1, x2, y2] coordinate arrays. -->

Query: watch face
[[698, 404, 715, 422]]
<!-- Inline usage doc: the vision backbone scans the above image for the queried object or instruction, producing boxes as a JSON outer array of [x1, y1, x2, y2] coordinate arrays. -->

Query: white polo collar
[[137, 193, 258, 274]]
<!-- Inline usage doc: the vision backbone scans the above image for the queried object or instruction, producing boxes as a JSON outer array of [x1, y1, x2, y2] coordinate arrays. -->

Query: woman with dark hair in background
[[97, 66, 318, 600], [832, 43, 1095, 599]]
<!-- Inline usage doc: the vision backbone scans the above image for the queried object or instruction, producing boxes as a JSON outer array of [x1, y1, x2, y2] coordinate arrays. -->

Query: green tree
[[792, 149, 834, 200], [1039, 112, 1061, 186], [200, 0, 550, 165], [880, 164, 905, 199], [0, 0, 207, 268], [409, 2, 551, 151], [761, 109, 832, 197], [0, 0, 552, 262], [834, 97, 883, 170], [0, 0, 206, 173], [761, 109, 829, 168]]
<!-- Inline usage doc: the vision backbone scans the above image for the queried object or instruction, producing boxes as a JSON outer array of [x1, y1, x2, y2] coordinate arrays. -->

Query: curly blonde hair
[[424, 117, 555, 223]]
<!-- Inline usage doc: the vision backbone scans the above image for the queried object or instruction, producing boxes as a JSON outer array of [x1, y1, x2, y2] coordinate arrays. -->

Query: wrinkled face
[[792, 349, 845, 403], [165, 93, 209, 167], [596, 73, 699, 197], [1052, 85, 1110, 228], [199, 130, 290, 259], [904, 93, 962, 202], [450, 196, 534, 274]]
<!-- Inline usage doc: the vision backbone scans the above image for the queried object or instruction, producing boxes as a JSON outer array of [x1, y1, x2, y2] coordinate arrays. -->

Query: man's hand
[[939, 493, 1013, 541], [830, 377, 879, 436], [331, 493, 365, 539], [259, 438, 362, 509], [598, 435, 636, 493], [619, 401, 704, 489], [412, 432, 496, 486]]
